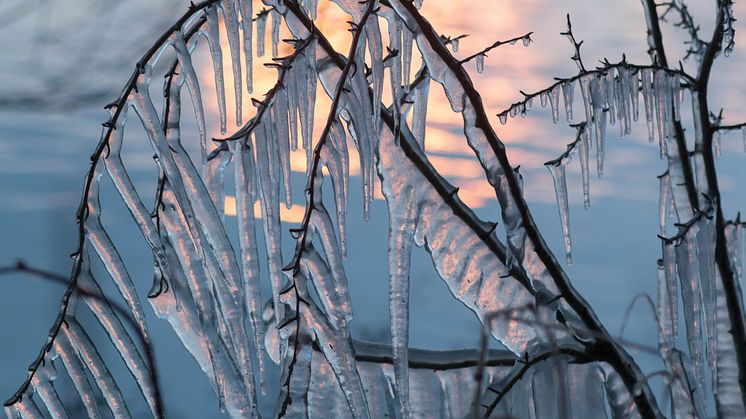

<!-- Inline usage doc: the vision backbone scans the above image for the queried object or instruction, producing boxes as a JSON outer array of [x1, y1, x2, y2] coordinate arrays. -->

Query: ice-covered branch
[[561, 14, 587, 73], [544, 122, 587, 264], [657, 199, 716, 245], [496, 59, 694, 124], [2, 2, 222, 412], [459, 31, 533, 73], [475, 345, 590, 418], [382, 1, 662, 416], [0, 261, 163, 415]]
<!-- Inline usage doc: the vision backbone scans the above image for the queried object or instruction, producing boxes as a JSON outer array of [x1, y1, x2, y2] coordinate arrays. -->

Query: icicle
[[661, 242, 679, 347], [366, 20, 384, 132], [14, 396, 45, 419], [271, 9, 281, 57], [254, 122, 284, 320], [617, 66, 632, 136], [172, 32, 208, 161], [54, 333, 102, 419], [601, 364, 641, 418], [475, 54, 485, 74], [498, 111, 508, 125], [715, 130, 722, 158], [590, 77, 606, 176], [329, 118, 349, 255], [547, 162, 572, 264], [306, 45, 318, 157], [659, 172, 670, 235], [231, 139, 266, 386], [300, 245, 348, 327], [63, 318, 132, 419], [578, 75, 593, 206], [412, 76, 430, 148], [158, 187, 259, 417], [630, 69, 640, 122], [604, 70, 617, 126], [286, 74, 299, 152], [205, 6, 227, 133], [696, 218, 717, 375], [451, 37, 459, 52], [304, 302, 371, 418], [675, 225, 708, 411], [561, 81, 574, 122], [220, 0, 243, 125], [641, 68, 655, 143], [402, 25, 413, 91], [385, 13, 403, 115], [716, 226, 746, 418], [256, 10, 268, 57], [271, 93, 293, 208], [238, 0, 254, 94], [311, 205, 353, 322], [387, 186, 419, 419], [654, 71, 669, 157], [31, 364, 69, 419], [76, 266, 160, 417], [85, 170, 151, 353], [671, 73, 681, 121], [548, 84, 560, 123]]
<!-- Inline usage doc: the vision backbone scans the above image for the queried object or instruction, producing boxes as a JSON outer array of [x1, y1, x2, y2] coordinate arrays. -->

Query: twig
[[459, 32, 533, 64], [382, 1, 663, 417], [496, 60, 695, 122], [544, 122, 586, 167], [0, 261, 162, 412], [273, 2, 377, 416], [2, 0, 222, 412], [561, 14, 586, 73]]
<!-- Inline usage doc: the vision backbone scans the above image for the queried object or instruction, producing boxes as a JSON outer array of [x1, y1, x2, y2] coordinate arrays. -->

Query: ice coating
[[715, 226, 746, 418], [256, 10, 268, 57], [204, 5, 228, 133], [53, 333, 102, 419], [547, 162, 572, 265], [30, 363, 69, 419], [76, 261, 160, 417], [231, 138, 266, 384], [675, 224, 708, 411], [386, 184, 419, 419], [62, 318, 132, 418], [220, 0, 244, 125], [238, 0, 254, 93]]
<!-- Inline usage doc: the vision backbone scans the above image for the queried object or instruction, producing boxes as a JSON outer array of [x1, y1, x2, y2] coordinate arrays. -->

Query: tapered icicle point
[[547, 162, 572, 265], [220, 0, 243, 126], [388, 187, 418, 419], [205, 6, 228, 133], [231, 139, 267, 388], [238, 0, 254, 94]]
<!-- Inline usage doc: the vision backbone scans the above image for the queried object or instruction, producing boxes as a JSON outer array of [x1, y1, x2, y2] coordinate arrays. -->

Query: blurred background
[[1, 0, 746, 417]]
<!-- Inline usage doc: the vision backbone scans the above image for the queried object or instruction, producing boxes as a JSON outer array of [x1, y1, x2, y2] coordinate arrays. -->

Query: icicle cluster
[[8, 1, 699, 418], [499, 65, 681, 211]]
